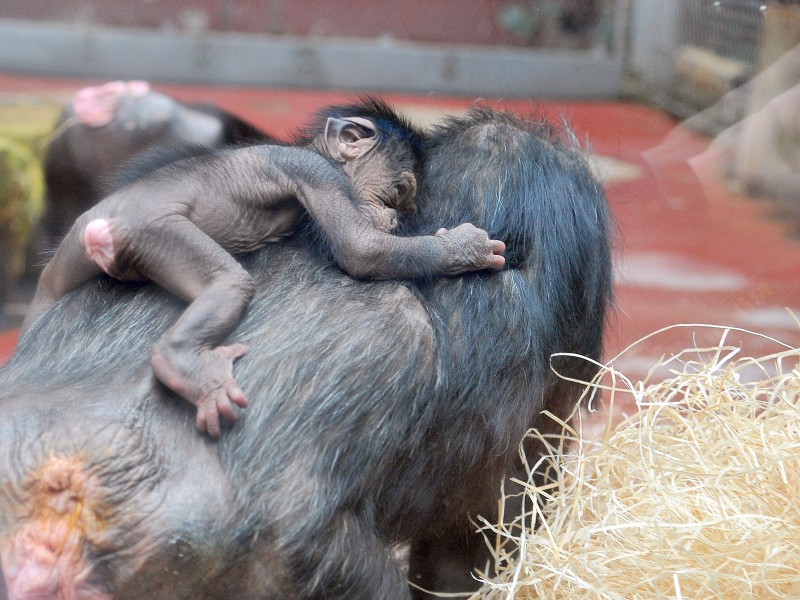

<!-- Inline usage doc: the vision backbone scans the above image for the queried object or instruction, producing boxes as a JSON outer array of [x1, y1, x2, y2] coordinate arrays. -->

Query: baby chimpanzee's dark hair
[[293, 96, 424, 170]]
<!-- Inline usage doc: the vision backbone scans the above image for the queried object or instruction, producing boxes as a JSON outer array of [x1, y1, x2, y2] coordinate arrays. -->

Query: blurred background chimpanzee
[[32, 81, 273, 262]]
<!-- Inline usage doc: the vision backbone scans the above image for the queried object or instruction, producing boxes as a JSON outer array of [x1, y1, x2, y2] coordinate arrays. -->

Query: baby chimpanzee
[[23, 98, 505, 437]]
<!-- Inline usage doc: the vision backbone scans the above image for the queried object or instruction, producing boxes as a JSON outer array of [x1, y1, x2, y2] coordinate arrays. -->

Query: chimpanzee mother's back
[[0, 107, 612, 600]]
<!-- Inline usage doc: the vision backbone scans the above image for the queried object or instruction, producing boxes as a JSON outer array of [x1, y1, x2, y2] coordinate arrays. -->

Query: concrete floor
[[2, 74, 799, 426]]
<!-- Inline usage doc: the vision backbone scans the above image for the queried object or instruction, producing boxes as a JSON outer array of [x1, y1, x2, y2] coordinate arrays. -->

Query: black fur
[[0, 107, 612, 599], [293, 96, 424, 173], [186, 103, 274, 146]]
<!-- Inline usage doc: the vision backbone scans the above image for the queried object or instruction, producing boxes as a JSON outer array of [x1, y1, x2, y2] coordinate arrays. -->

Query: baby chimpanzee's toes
[[152, 342, 249, 438]]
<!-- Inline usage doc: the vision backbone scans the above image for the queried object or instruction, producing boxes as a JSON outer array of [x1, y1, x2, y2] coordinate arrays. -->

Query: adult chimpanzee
[[32, 81, 273, 259], [22, 98, 505, 438], [0, 107, 612, 599]]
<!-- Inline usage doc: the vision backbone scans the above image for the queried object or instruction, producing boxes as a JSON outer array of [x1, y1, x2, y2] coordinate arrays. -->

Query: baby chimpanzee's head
[[300, 98, 423, 232]]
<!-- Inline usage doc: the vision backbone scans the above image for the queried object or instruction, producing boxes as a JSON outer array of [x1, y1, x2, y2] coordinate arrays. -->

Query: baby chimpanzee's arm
[[257, 146, 506, 279]]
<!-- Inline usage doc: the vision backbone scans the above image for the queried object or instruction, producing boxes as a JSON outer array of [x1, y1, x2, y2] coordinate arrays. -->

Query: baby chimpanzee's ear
[[324, 117, 378, 162]]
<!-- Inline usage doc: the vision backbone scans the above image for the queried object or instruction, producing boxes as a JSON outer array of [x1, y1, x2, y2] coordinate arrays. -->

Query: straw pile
[[473, 326, 800, 599]]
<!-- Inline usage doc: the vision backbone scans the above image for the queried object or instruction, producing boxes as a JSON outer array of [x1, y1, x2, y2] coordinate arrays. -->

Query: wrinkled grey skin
[[0, 107, 612, 600]]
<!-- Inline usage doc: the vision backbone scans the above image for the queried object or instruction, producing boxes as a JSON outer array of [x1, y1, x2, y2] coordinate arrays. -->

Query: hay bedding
[[472, 325, 800, 600]]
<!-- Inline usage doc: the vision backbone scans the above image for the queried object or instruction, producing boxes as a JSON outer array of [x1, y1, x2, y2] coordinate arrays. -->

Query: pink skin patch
[[83, 219, 117, 274], [0, 457, 110, 599], [72, 81, 151, 127], [125, 81, 150, 96], [1, 525, 107, 600]]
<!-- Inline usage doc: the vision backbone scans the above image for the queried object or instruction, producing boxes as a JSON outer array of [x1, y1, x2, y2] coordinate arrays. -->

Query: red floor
[[2, 73, 800, 397]]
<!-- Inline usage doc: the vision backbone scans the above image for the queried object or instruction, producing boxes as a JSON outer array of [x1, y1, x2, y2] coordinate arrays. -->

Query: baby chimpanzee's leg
[[25, 213, 254, 440], [138, 217, 256, 439], [21, 215, 106, 335]]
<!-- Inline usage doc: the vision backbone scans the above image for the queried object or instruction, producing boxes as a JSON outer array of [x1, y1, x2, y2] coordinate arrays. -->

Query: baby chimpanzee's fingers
[[486, 253, 506, 270], [434, 228, 448, 236], [217, 392, 241, 424], [483, 238, 506, 270], [228, 383, 248, 409], [202, 405, 222, 439], [219, 343, 249, 362], [196, 408, 208, 436]]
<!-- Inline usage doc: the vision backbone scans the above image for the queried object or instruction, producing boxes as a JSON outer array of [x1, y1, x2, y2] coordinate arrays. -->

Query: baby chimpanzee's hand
[[434, 223, 506, 275], [151, 342, 249, 439]]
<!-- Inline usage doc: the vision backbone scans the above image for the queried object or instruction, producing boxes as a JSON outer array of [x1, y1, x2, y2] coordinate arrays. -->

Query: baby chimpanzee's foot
[[83, 219, 117, 273], [151, 342, 249, 439]]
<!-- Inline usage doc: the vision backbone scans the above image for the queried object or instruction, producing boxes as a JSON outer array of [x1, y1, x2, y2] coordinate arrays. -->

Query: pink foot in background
[[72, 81, 151, 127]]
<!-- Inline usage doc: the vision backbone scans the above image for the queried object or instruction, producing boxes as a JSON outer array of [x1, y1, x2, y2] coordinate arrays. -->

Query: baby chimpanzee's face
[[342, 133, 418, 233], [317, 112, 419, 233]]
